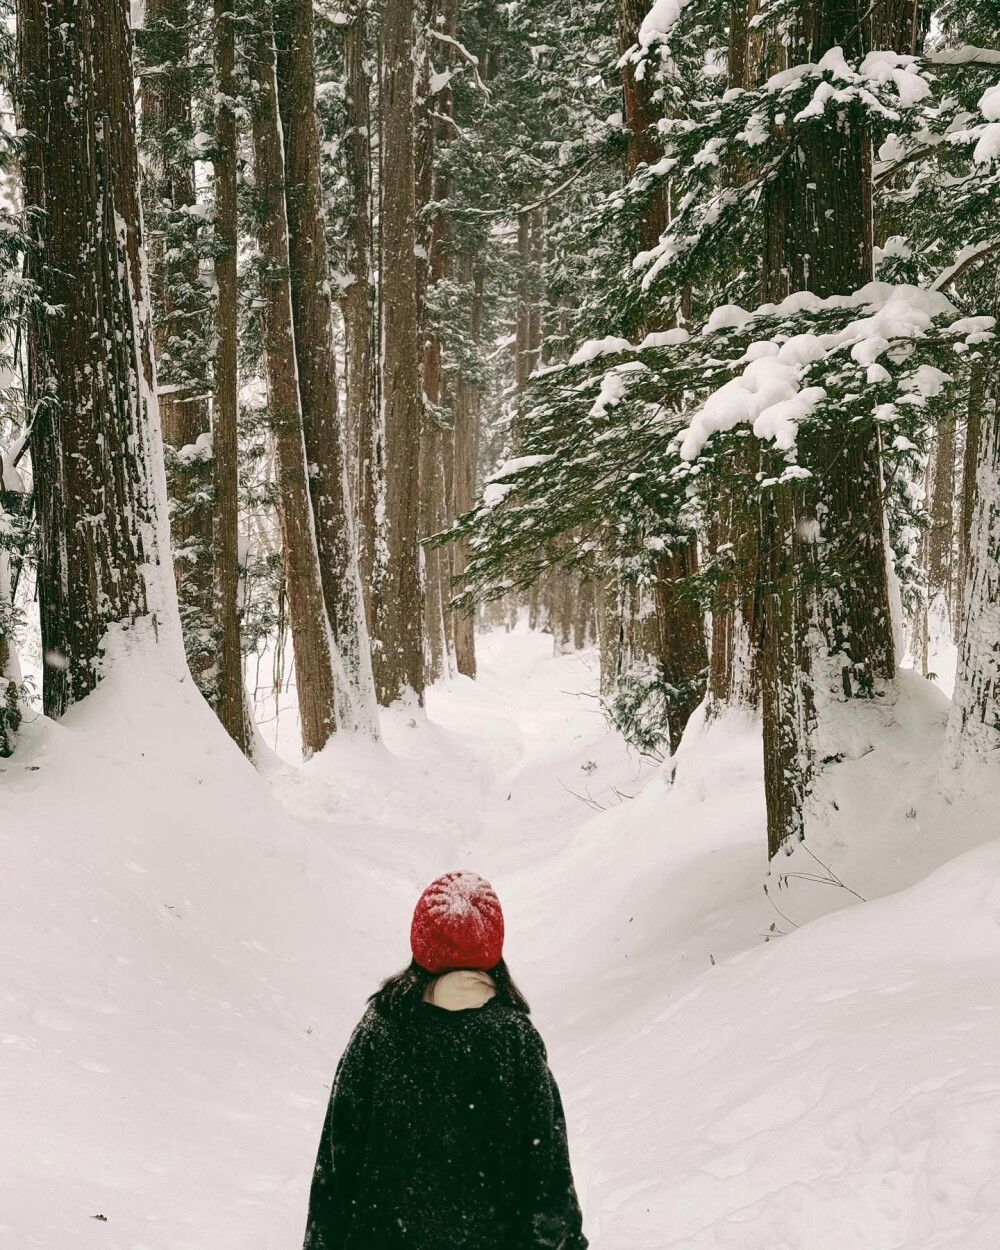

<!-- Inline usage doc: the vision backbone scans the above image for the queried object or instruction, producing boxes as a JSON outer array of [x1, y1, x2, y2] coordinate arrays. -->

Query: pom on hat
[[410, 871, 505, 974]]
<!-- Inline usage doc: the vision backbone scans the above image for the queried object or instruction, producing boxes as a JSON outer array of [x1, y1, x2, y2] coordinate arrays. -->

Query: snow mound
[[3, 629, 999, 1248]]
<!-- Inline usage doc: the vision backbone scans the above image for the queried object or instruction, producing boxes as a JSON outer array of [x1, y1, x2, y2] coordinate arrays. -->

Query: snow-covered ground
[[3, 626, 1000, 1249]]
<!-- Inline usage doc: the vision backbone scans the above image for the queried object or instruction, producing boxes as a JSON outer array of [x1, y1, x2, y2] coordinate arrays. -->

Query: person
[[302, 870, 589, 1250]]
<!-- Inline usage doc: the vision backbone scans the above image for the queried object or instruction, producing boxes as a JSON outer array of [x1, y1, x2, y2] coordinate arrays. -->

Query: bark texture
[[0, 534, 20, 757], [617, 0, 671, 251], [275, 0, 378, 734], [655, 546, 709, 750], [707, 0, 762, 717], [248, 19, 339, 756], [342, 0, 381, 617], [957, 362, 984, 636], [947, 384, 1000, 767], [758, 0, 896, 857], [452, 261, 482, 678], [211, 0, 254, 755], [376, 0, 426, 703], [18, 0, 165, 717], [141, 0, 217, 695]]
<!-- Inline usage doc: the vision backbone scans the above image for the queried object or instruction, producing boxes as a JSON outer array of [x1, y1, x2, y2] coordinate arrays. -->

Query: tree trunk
[[420, 427, 450, 681], [654, 546, 709, 750], [706, 0, 761, 717], [452, 261, 481, 678], [275, 0, 379, 735], [925, 408, 957, 648], [514, 211, 545, 396], [957, 361, 984, 637], [946, 381, 1000, 767], [248, 17, 339, 757], [140, 0, 217, 700], [416, 15, 450, 683], [553, 569, 576, 656], [0, 528, 20, 756], [573, 577, 596, 651], [375, 0, 426, 704], [759, 0, 896, 857], [617, 0, 671, 251], [209, 0, 254, 756], [617, 0, 711, 742], [17, 0, 174, 718], [342, 0, 382, 622]]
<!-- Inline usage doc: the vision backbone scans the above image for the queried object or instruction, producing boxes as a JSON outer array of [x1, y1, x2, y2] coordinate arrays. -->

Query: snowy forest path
[[267, 627, 1000, 1250], [7, 629, 1000, 1249]]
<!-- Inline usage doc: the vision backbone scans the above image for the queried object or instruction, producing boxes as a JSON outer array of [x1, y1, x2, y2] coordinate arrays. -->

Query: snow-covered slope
[[3, 628, 998, 1249]]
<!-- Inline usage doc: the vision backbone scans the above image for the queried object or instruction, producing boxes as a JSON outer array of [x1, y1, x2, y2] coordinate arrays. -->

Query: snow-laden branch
[[428, 31, 490, 98], [931, 240, 1000, 291], [927, 46, 1000, 66]]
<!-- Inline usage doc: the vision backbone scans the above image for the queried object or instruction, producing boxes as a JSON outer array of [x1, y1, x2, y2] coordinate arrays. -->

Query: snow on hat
[[410, 871, 505, 974]]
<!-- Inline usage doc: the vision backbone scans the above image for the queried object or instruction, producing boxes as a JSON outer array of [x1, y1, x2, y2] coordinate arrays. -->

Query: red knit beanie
[[410, 871, 505, 974]]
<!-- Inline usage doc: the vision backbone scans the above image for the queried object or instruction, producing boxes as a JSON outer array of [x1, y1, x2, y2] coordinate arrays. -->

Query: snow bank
[[4, 630, 999, 1248]]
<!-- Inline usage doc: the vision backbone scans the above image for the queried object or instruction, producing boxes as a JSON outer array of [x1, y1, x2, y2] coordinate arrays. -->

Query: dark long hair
[[369, 958, 531, 1018]]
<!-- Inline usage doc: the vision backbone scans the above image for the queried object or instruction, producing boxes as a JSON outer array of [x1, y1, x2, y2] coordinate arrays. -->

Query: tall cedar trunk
[[141, 0, 217, 696], [925, 413, 956, 645], [759, 0, 896, 857], [957, 361, 985, 636], [706, 0, 761, 716], [617, 0, 671, 252], [248, 18, 339, 757], [452, 259, 481, 678], [617, 0, 708, 746], [514, 211, 544, 396], [912, 456, 932, 675], [553, 568, 576, 656], [417, 20, 450, 682], [18, 0, 168, 717], [420, 429, 449, 680], [573, 577, 596, 651], [376, 0, 426, 703], [0, 532, 20, 756], [947, 381, 1000, 767], [342, 0, 381, 618], [655, 546, 709, 748], [274, 0, 378, 735], [210, 0, 254, 755], [271, 0, 377, 730]]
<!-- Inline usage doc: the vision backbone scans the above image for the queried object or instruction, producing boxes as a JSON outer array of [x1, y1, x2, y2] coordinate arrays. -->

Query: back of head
[[409, 870, 505, 974], [370, 871, 529, 1017]]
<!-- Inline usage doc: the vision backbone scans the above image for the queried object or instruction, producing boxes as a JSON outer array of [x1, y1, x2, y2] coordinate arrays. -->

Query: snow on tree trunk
[[0, 519, 20, 756], [210, 0, 254, 756], [616, 0, 710, 743], [617, 0, 671, 255], [416, 7, 458, 685], [925, 412, 957, 660], [420, 427, 450, 682], [341, 0, 382, 632], [248, 17, 340, 757], [452, 257, 481, 680], [957, 361, 984, 639], [274, 0, 379, 737], [947, 388, 1000, 768], [17, 0, 180, 718], [140, 0, 218, 702], [375, 0, 426, 705], [706, 0, 761, 718], [758, 0, 896, 857]]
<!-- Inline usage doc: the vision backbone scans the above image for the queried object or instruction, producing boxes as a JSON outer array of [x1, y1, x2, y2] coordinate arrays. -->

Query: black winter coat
[[302, 996, 589, 1250]]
